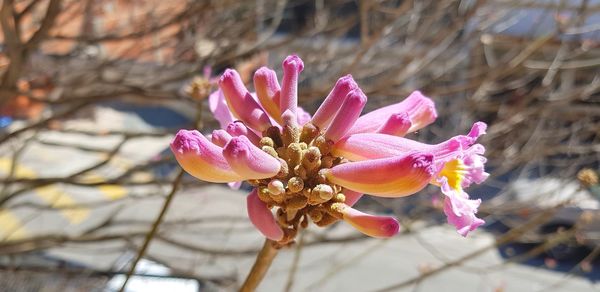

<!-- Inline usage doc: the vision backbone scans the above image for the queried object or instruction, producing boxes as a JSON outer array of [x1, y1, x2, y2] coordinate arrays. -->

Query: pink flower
[[171, 55, 488, 242], [332, 122, 488, 236]]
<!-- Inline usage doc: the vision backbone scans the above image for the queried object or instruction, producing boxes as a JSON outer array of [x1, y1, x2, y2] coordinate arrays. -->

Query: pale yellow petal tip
[[335, 204, 400, 238]]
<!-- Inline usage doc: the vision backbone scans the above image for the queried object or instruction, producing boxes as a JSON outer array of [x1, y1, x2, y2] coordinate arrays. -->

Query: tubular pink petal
[[222, 136, 281, 179], [468, 121, 487, 140], [282, 109, 299, 129], [325, 153, 435, 197], [228, 181, 242, 190], [170, 129, 243, 183], [376, 112, 412, 136], [324, 88, 367, 142], [254, 67, 283, 123], [348, 91, 437, 135], [343, 189, 363, 207], [333, 131, 477, 162], [211, 129, 232, 147], [218, 69, 272, 131], [208, 89, 235, 129], [280, 55, 304, 116], [335, 204, 399, 238], [406, 92, 438, 133], [334, 126, 489, 188], [226, 121, 261, 145], [218, 70, 246, 118], [311, 75, 358, 129], [333, 133, 427, 161], [247, 189, 284, 241], [296, 106, 312, 125]]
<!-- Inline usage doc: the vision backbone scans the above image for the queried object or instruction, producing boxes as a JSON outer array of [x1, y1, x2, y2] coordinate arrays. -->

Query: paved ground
[[40, 185, 600, 292]]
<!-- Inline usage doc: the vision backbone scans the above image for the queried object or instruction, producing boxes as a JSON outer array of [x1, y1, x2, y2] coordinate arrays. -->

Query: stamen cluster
[[252, 122, 346, 244]]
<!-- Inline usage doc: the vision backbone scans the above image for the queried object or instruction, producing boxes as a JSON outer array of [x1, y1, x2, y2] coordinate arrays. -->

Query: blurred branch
[[118, 169, 184, 292]]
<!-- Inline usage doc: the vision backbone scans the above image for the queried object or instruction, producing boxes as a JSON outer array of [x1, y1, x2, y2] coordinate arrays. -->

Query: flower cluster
[[171, 55, 488, 243]]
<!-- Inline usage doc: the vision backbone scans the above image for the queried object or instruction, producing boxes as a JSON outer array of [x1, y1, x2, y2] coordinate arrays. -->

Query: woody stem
[[240, 238, 279, 292], [240, 239, 279, 292]]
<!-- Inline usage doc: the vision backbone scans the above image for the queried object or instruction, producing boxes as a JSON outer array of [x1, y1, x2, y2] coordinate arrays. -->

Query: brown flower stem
[[240, 239, 279, 292]]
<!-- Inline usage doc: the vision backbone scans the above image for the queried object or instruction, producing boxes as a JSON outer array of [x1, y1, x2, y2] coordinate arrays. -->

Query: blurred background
[[0, 0, 599, 291]]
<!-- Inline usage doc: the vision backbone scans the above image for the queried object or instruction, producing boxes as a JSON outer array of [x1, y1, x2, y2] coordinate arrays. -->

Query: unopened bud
[[310, 184, 334, 204], [578, 169, 598, 187], [287, 143, 303, 166], [262, 146, 279, 158], [305, 146, 320, 161], [302, 146, 321, 172], [314, 136, 332, 155], [329, 202, 346, 216], [268, 180, 285, 196], [287, 177, 304, 193], [257, 187, 275, 204], [315, 184, 334, 200], [260, 137, 274, 148], [300, 123, 319, 143], [333, 193, 346, 203]]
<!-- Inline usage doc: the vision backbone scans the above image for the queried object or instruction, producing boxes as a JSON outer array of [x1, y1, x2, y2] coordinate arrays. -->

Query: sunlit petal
[[211, 129, 232, 147], [332, 203, 399, 238], [376, 112, 412, 136], [349, 91, 437, 135], [226, 121, 261, 145], [334, 123, 486, 162], [325, 153, 434, 197], [254, 67, 282, 123], [296, 106, 312, 126], [219, 69, 272, 131], [324, 88, 367, 142], [222, 136, 281, 179], [311, 75, 358, 129], [208, 89, 234, 129], [247, 189, 284, 241], [343, 189, 363, 207], [280, 55, 304, 116], [170, 129, 243, 183]]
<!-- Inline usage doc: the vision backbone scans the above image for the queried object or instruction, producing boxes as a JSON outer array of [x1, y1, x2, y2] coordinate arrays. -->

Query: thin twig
[[284, 230, 305, 292], [118, 169, 184, 292]]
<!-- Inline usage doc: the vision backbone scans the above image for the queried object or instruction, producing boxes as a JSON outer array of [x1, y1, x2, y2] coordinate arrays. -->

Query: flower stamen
[[250, 122, 350, 244]]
